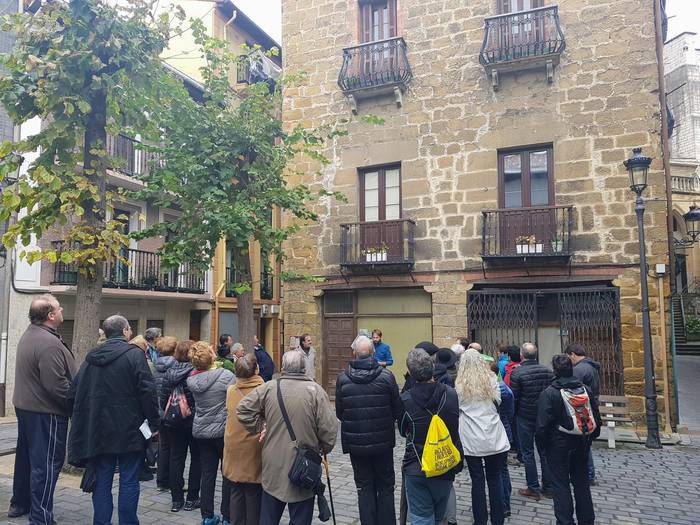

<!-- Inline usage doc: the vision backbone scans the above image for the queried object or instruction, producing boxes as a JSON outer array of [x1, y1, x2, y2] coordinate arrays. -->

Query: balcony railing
[[106, 134, 162, 177], [340, 218, 415, 272], [672, 175, 700, 194], [225, 267, 274, 299], [338, 37, 412, 107], [51, 241, 207, 294], [481, 205, 574, 261], [480, 5, 565, 88]]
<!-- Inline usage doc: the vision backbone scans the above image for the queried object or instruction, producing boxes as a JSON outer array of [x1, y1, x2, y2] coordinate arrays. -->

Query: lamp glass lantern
[[684, 204, 700, 242], [624, 147, 652, 194]]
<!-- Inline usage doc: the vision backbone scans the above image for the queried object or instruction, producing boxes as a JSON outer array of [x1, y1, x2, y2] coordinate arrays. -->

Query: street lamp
[[623, 147, 662, 449], [683, 205, 700, 242]]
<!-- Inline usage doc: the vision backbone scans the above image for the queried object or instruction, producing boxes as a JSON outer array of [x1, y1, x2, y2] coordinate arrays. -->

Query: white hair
[[351, 335, 374, 355], [451, 343, 465, 357], [282, 349, 307, 374]]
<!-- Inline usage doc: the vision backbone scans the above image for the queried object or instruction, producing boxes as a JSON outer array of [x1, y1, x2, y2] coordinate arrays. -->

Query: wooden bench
[[598, 395, 633, 449]]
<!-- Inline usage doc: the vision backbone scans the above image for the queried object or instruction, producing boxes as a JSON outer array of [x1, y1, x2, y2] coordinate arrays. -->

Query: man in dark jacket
[[509, 342, 554, 501], [9, 295, 77, 523], [254, 335, 275, 381], [68, 315, 159, 525], [565, 343, 601, 485], [398, 348, 463, 525], [536, 354, 601, 525], [335, 335, 401, 525]]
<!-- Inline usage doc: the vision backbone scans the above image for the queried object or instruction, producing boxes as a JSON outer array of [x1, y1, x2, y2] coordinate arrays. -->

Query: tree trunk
[[72, 87, 107, 363], [234, 246, 256, 353]]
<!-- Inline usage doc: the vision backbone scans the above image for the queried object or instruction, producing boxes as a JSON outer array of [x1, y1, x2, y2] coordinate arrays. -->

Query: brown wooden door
[[498, 0, 545, 59], [360, 166, 401, 261], [323, 317, 356, 397], [359, 0, 397, 79], [498, 147, 554, 255]]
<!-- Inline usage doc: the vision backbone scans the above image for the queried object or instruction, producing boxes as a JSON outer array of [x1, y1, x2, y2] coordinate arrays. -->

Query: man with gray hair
[[335, 335, 401, 525], [67, 314, 160, 524], [237, 349, 338, 524], [144, 326, 162, 364], [399, 348, 463, 524], [509, 342, 554, 501]]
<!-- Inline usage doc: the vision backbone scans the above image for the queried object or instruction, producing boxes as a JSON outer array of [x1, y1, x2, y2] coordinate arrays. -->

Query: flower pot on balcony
[[365, 250, 388, 263], [516, 243, 543, 254], [551, 240, 564, 253]]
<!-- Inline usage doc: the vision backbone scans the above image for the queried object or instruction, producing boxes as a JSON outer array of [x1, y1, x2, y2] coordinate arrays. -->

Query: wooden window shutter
[[360, 4, 372, 43], [499, 0, 511, 14], [388, 0, 397, 38]]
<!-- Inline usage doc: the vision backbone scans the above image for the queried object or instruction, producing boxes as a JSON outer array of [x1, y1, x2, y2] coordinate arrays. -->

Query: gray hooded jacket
[[187, 367, 235, 439]]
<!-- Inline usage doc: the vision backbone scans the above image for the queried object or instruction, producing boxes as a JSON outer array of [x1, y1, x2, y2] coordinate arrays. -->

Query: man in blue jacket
[[253, 335, 275, 381], [371, 329, 393, 367]]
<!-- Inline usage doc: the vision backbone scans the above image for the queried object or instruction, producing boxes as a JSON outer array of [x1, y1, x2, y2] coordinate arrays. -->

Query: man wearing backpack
[[335, 335, 402, 525], [398, 347, 463, 525], [535, 354, 601, 525]]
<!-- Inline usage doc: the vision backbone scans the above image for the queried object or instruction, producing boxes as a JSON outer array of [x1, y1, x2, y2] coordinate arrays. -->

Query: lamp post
[[624, 147, 662, 449]]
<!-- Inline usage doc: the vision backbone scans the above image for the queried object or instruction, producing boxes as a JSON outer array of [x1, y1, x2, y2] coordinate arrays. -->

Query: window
[[360, 165, 401, 222], [237, 55, 250, 84], [498, 146, 553, 208], [359, 0, 397, 43], [498, 0, 544, 13]]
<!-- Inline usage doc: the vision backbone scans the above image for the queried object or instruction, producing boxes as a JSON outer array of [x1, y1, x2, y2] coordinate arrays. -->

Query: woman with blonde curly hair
[[187, 341, 235, 525], [455, 348, 510, 525]]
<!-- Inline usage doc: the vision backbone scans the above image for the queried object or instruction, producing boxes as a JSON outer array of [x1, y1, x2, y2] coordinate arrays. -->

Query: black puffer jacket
[[535, 376, 602, 453], [573, 358, 601, 400], [67, 338, 159, 467], [335, 357, 402, 456], [398, 382, 463, 480], [510, 359, 554, 421], [159, 359, 196, 429]]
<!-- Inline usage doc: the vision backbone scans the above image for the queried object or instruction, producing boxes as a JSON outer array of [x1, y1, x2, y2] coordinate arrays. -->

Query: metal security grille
[[559, 289, 623, 396], [468, 287, 623, 395], [467, 291, 537, 358]]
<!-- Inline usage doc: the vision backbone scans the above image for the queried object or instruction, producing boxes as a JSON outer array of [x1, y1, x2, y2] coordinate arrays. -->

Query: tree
[[0, 0, 178, 360], [134, 22, 355, 350]]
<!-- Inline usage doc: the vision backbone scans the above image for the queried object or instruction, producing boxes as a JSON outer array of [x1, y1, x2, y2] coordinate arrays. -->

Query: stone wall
[[281, 0, 669, 422]]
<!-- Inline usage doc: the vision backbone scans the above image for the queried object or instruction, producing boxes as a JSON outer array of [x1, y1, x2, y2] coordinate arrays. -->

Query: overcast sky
[[239, 0, 698, 49], [234, 0, 282, 44], [667, 0, 700, 40]]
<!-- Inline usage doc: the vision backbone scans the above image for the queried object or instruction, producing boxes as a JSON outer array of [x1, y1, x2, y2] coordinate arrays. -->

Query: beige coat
[[223, 375, 265, 484], [236, 373, 338, 503]]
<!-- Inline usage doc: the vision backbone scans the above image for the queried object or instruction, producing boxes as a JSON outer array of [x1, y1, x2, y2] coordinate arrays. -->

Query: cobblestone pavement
[[0, 431, 698, 525]]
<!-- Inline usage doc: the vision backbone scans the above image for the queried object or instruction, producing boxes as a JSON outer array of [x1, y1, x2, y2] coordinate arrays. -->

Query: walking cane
[[323, 454, 337, 525]]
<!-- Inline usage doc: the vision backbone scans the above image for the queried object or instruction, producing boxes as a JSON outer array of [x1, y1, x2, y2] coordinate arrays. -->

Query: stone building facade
[[281, 0, 669, 421]]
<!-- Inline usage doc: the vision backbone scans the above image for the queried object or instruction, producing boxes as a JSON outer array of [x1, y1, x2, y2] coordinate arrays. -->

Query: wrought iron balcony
[[106, 134, 162, 177], [480, 5, 565, 89], [51, 241, 207, 294], [338, 37, 412, 112], [225, 267, 274, 299], [340, 218, 415, 273], [481, 205, 573, 263], [672, 175, 700, 194]]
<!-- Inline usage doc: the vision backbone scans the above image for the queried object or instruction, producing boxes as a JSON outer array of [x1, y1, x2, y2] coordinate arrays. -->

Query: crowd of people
[[9, 293, 602, 525]]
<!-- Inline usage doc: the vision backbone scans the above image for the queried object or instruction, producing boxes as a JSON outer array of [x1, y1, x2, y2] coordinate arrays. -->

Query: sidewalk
[[0, 427, 698, 524]]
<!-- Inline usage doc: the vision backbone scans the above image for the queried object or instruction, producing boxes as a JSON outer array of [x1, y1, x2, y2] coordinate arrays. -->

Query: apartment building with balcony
[[282, 0, 670, 419]]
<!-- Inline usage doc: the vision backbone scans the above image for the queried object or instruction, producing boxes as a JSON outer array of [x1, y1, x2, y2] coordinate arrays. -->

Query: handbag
[[163, 384, 192, 428], [276, 378, 323, 490]]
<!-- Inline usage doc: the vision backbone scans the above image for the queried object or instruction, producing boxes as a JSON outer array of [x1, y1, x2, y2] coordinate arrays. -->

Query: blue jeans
[[404, 474, 453, 525], [92, 452, 142, 525], [586, 447, 596, 481], [517, 416, 552, 493]]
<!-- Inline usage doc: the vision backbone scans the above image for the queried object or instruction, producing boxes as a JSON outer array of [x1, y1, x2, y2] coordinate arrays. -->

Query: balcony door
[[360, 166, 401, 262], [114, 208, 132, 284], [498, 0, 545, 59], [498, 147, 554, 255], [359, 0, 397, 81]]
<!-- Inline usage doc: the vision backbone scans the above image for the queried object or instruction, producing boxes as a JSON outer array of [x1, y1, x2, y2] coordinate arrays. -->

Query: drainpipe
[[654, 0, 675, 294]]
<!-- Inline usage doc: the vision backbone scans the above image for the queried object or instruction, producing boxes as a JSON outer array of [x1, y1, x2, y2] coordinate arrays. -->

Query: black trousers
[[465, 452, 506, 525], [228, 479, 262, 525], [198, 437, 224, 519], [259, 491, 314, 525], [167, 427, 201, 503], [156, 426, 171, 487], [546, 441, 595, 525], [11, 409, 68, 525], [349, 453, 396, 525]]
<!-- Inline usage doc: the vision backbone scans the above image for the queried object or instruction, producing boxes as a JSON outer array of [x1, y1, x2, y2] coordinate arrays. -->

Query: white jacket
[[458, 376, 511, 457]]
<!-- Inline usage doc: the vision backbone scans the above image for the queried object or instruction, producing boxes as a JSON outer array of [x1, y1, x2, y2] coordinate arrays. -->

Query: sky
[[234, 0, 282, 44], [666, 0, 700, 40]]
